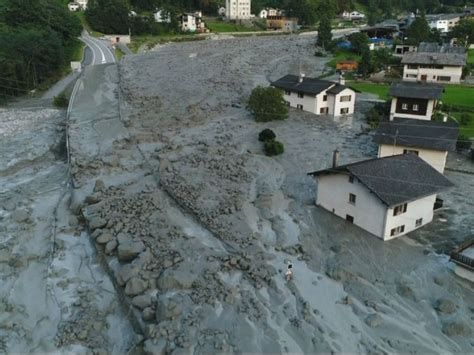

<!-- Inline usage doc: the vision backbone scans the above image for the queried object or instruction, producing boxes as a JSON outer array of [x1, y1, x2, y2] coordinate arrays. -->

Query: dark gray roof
[[327, 84, 348, 95], [418, 42, 466, 54], [402, 51, 467, 66], [308, 154, 453, 207], [272, 75, 335, 95], [389, 82, 444, 99], [374, 117, 459, 152]]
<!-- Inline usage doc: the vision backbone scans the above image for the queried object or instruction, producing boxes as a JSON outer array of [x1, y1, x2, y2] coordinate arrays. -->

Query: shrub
[[456, 134, 472, 151], [248, 86, 288, 122], [460, 113, 472, 125], [314, 50, 326, 57], [264, 139, 284, 156], [53, 93, 69, 108], [258, 129, 276, 142], [366, 107, 380, 129]]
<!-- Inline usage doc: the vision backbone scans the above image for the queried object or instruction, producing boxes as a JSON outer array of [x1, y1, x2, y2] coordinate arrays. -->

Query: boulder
[[118, 263, 141, 285], [442, 322, 472, 337], [0, 250, 11, 263], [143, 307, 155, 321], [118, 241, 146, 262], [85, 194, 101, 205], [94, 179, 106, 193], [434, 299, 457, 314], [157, 270, 196, 291], [125, 277, 148, 296], [11, 209, 30, 223], [88, 217, 107, 230], [96, 233, 114, 245], [144, 338, 167, 355], [133, 294, 152, 309], [156, 298, 182, 321], [105, 239, 118, 254], [365, 314, 383, 328]]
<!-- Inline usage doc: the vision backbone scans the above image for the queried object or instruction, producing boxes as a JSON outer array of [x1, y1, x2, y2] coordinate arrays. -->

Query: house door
[[420, 75, 427, 81]]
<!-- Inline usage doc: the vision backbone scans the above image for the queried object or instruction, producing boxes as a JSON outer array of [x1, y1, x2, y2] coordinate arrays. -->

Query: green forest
[[0, 0, 81, 99]]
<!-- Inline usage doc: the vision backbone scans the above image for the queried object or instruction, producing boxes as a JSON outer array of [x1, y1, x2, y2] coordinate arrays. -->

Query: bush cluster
[[258, 129, 284, 156]]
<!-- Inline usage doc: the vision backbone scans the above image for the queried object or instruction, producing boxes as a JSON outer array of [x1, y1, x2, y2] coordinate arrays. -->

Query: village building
[[154, 9, 171, 23], [68, 2, 80, 11], [341, 11, 365, 20], [389, 81, 443, 120], [336, 60, 359, 72], [402, 43, 467, 83], [308, 153, 454, 241], [218, 7, 226, 17], [450, 240, 474, 282], [180, 12, 206, 33], [394, 44, 417, 57], [272, 74, 355, 117], [374, 117, 459, 173], [266, 16, 298, 32], [259, 8, 282, 18], [427, 13, 461, 33], [225, 0, 252, 20]]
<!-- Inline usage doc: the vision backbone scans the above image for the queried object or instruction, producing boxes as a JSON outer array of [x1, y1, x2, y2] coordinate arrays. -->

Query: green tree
[[258, 128, 276, 142], [316, 16, 333, 50], [86, 0, 130, 34], [406, 13, 431, 45], [358, 47, 372, 78], [248, 86, 288, 122], [264, 139, 284, 156], [348, 32, 369, 54], [450, 18, 474, 48]]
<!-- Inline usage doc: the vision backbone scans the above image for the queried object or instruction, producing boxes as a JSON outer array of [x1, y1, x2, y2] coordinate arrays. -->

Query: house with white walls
[[259, 8, 281, 18], [308, 154, 453, 241], [225, 0, 252, 20], [180, 12, 206, 32], [402, 43, 467, 83], [341, 11, 365, 20], [68, 2, 80, 11], [427, 13, 461, 33], [389, 81, 444, 120], [154, 9, 171, 23], [271, 74, 355, 117], [374, 118, 459, 173]]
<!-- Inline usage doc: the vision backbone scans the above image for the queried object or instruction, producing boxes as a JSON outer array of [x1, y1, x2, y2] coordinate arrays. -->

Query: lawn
[[467, 49, 474, 65], [348, 82, 390, 100], [206, 20, 263, 33], [442, 85, 474, 108], [452, 112, 474, 138], [327, 50, 361, 69], [129, 34, 206, 53]]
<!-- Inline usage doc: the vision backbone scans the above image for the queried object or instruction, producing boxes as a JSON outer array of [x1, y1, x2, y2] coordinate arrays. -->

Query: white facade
[[154, 9, 171, 23], [378, 144, 448, 173], [315, 174, 437, 240], [428, 16, 460, 33], [218, 7, 226, 16], [341, 11, 365, 20], [68, 2, 80, 11], [283, 87, 355, 117], [454, 264, 474, 282], [259, 9, 268, 18], [225, 0, 252, 20], [390, 97, 436, 120], [403, 64, 463, 84], [180, 13, 204, 32]]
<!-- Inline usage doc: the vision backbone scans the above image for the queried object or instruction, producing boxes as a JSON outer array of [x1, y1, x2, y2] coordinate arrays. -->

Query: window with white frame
[[415, 218, 423, 227], [340, 95, 352, 102], [348, 193, 356, 205], [297, 104, 303, 110], [340, 107, 349, 114], [413, 104, 419, 111], [402, 103, 408, 110], [393, 203, 407, 216], [390, 225, 405, 236]]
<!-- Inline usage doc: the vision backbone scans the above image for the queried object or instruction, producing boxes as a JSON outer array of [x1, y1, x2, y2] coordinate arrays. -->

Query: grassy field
[[467, 49, 474, 65], [452, 112, 474, 138], [115, 47, 125, 60], [348, 82, 390, 100], [206, 20, 263, 33], [328, 50, 361, 69], [129, 34, 206, 53]]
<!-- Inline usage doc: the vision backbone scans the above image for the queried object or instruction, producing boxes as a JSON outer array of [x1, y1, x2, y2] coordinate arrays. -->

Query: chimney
[[339, 73, 345, 86], [332, 149, 340, 168], [299, 73, 305, 83]]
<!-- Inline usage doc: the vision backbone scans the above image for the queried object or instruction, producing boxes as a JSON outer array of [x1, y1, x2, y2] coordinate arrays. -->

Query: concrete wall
[[390, 97, 434, 120], [378, 144, 448, 173], [454, 265, 474, 282], [384, 194, 437, 240], [403, 65, 463, 84], [315, 174, 387, 238], [104, 35, 131, 44]]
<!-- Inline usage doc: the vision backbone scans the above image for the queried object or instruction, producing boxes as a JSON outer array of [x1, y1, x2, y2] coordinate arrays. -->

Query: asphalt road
[[81, 31, 116, 65]]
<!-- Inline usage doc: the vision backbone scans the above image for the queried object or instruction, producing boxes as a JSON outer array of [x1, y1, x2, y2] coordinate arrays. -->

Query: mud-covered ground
[[0, 105, 137, 353], [62, 34, 474, 354]]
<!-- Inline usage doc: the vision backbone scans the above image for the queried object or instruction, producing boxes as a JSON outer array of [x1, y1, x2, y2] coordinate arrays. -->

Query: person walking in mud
[[285, 262, 293, 281]]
